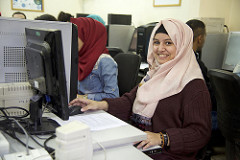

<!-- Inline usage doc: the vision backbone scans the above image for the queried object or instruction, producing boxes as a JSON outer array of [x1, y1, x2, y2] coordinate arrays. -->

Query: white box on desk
[[55, 121, 93, 160]]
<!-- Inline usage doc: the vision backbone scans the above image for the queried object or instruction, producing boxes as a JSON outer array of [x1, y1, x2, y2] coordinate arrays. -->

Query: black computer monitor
[[76, 13, 89, 18], [23, 27, 77, 134], [108, 13, 132, 25], [137, 23, 156, 62]]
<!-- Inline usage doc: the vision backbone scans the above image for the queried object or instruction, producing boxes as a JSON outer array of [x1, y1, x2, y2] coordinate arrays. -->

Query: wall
[[0, 0, 239, 30], [199, 0, 240, 31], [82, 0, 201, 27], [0, 0, 83, 20], [228, 0, 240, 31]]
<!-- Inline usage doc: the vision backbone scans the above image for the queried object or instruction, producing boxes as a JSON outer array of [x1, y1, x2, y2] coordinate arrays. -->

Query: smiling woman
[[152, 25, 176, 65], [69, 18, 212, 160]]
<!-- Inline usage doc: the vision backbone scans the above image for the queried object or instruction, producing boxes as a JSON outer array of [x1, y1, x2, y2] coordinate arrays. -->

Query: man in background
[[57, 11, 73, 22], [35, 14, 56, 21], [186, 19, 222, 156], [12, 11, 26, 19], [186, 19, 217, 111], [186, 19, 206, 60]]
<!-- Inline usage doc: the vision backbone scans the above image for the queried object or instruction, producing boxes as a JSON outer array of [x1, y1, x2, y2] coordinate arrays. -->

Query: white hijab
[[132, 19, 204, 118]]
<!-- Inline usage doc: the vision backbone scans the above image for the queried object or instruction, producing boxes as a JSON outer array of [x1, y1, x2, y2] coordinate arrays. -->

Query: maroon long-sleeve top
[[105, 79, 212, 160]]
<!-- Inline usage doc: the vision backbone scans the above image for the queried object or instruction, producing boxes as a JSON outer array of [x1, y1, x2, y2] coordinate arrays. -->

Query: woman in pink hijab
[[69, 19, 212, 160]]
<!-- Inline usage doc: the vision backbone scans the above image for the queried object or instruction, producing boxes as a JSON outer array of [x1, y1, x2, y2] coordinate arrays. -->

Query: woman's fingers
[[69, 97, 90, 106], [69, 98, 108, 112]]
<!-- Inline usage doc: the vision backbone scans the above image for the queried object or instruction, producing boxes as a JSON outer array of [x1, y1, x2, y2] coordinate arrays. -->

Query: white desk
[[93, 145, 152, 160], [5, 135, 152, 160], [81, 110, 147, 150], [2, 110, 152, 160]]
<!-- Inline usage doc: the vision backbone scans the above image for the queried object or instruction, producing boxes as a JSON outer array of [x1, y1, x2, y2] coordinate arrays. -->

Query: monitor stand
[[19, 94, 60, 135], [19, 117, 59, 135]]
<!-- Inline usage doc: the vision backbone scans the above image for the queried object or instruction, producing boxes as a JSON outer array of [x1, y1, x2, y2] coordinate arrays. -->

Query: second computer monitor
[[108, 14, 132, 25], [76, 13, 89, 18], [222, 32, 240, 71]]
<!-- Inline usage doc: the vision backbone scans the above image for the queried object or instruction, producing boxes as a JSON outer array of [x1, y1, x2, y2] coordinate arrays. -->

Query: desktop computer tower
[[137, 23, 156, 62]]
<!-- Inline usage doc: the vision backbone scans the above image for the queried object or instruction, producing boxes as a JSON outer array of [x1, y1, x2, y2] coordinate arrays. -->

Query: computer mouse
[[69, 105, 84, 116]]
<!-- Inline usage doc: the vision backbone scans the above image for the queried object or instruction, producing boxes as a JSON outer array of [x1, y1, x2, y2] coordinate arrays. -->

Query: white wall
[[0, 0, 83, 20], [228, 0, 240, 31], [0, 0, 239, 30], [199, 0, 240, 31], [82, 0, 201, 27]]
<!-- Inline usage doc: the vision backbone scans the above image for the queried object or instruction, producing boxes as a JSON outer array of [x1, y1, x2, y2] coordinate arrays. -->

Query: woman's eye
[[153, 41, 160, 45], [165, 41, 173, 45]]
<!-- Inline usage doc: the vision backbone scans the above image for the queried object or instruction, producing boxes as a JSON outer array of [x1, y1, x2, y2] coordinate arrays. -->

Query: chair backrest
[[114, 53, 141, 96], [107, 47, 124, 58], [208, 69, 240, 141]]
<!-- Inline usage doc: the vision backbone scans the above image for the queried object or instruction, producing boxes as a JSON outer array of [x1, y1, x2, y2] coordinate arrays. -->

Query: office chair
[[196, 147, 211, 160], [107, 47, 124, 58], [208, 69, 240, 160], [113, 53, 141, 96]]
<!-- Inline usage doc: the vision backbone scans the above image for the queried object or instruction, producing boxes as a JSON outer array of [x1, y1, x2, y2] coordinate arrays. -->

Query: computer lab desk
[[3, 110, 152, 160]]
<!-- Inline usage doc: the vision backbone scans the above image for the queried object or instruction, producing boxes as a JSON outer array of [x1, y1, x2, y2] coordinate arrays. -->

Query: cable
[[93, 138, 107, 160], [44, 134, 56, 157], [42, 95, 51, 114], [0, 104, 55, 158], [0, 107, 10, 120], [0, 106, 29, 118], [11, 118, 30, 155], [1, 127, 35, 150], [43, 107, 51, 113], [41, 101, 48, 118], [34, 134, 49, 140], [224, 25, 229, 33], [0, 108, 36, 150], [49, 150, 55, 160], [28, 134, 44, 148]]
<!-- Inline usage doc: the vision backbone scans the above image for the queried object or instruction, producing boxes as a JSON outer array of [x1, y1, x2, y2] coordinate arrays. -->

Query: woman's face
[[153, 33, 176, 64], [78, 37, 84, 52]]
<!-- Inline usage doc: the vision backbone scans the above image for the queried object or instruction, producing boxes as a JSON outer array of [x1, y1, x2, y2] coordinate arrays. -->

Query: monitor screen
[[108, 14, 132, 25], [76, 13, 89, 18], [128, 28, 137, 52], [222, 32, 240, 71]]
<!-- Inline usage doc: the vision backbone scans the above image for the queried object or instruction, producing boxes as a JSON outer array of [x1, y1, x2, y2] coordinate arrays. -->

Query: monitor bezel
[[222, 31, 240, 71]]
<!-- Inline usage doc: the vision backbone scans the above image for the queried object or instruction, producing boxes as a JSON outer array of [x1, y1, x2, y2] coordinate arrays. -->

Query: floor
[[211, 147, 226, 160], [209, 130, 226, 160], [211, 154, 226, 160]]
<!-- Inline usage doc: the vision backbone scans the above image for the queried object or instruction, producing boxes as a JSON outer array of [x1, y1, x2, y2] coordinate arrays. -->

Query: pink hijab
[[132, 19, 204, 118]]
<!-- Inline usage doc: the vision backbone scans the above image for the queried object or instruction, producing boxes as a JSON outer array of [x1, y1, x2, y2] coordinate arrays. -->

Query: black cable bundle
[[0, 106, 56, 159]]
